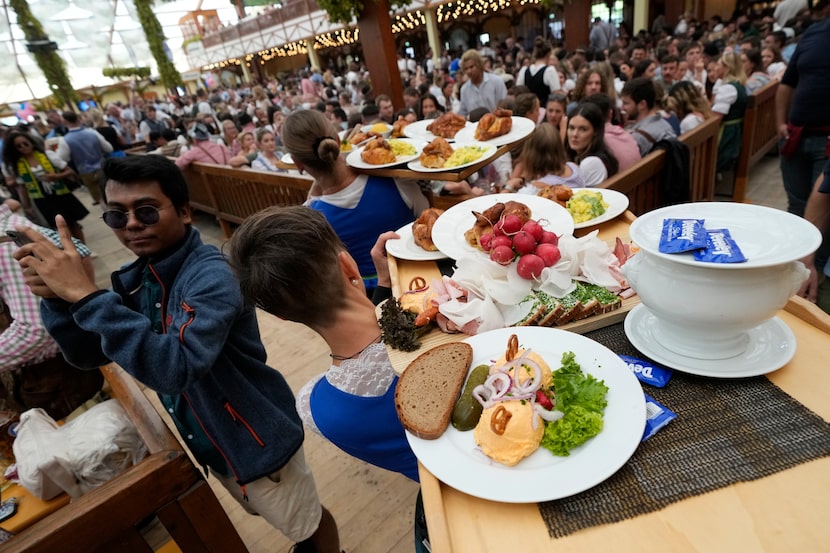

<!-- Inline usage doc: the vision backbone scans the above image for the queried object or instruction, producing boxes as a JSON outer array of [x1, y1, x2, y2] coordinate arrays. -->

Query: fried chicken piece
[[537, 184, 574, 207], [392, 117, 410, 138], [474, 108, 513, 141], [464, 203, 506, 250], [361, 137, 397, 165], [412, 208, 444, 251], [419, 137, 455, 168], [427, 112, 468, 139]]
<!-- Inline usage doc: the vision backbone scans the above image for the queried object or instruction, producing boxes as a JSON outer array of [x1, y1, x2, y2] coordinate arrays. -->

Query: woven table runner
[[538, 322, 830, 539]]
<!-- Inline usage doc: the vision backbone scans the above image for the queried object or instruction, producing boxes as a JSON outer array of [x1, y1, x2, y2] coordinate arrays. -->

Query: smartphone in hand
[[5, 230, 33, 248]]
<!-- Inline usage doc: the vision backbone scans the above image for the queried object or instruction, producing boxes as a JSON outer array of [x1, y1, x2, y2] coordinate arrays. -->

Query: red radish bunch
[[480, 218, 562, 280]]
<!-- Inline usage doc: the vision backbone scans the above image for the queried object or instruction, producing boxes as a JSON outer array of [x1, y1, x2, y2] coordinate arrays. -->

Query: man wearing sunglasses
[[12, 156, 341, 553]]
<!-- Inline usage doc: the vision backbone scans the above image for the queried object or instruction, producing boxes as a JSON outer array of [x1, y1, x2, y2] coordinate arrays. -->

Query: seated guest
[[174, 123, 231, 169], [221, 119, 242, 156], [228, 131, 258, 168], [620, 77, 677, 156], [582, 93, 640, 172], [741, 48, 772, 94], [148, 129, 184, 157], [250, 128, 286, 173], [761, 45, 787, 80], [1, 197, 102, 419], [564, 102, 619, 186], [505, 122, 584, 194], [545, 93, 568, 139], [666, 81, 713, 134], [513, 92, 541, 123], [417, 94, 444, 120], [282, 110, 428, 295]]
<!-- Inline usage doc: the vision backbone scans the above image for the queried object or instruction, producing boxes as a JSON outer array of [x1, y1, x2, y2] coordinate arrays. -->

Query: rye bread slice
[[394, 342, 473, 440]]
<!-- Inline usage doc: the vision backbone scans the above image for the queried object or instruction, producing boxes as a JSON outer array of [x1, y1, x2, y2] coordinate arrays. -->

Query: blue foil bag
[[659, 218, 707, 253], [642, 394, 677, 441], [694, 228, 747, 263], [619, 355, 672, 387]]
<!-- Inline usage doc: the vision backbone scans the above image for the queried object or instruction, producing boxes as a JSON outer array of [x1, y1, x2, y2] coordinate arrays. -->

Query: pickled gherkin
[[451, 364, 490, 431]]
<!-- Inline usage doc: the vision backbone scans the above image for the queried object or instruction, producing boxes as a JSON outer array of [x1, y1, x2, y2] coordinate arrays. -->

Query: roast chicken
[[412, 208, 444, 251], [537, 184, 574, 207], [419, 137, 454, 168], [360, 137, 397, 165], [427, 112, 468, 139], [474, 108, 513, 141]]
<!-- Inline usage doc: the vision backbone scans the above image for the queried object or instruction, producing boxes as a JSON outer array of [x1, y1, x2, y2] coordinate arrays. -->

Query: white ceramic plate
[[280, 153, 294, 165], [345, 138, 423, 170], [629, 202, 823, 269], [431, 193, 575, 260], [571, 189, 630, 229], [624, 304, 796, 378], [385, 222, 448, 261], [453, 116, 536, 146], [403, 119, 473, 142], [406, 142, 497, 173], [405, 327, 646, 503]]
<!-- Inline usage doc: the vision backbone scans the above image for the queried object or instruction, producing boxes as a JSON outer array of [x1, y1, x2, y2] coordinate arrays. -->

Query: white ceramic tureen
[[622, 202, 821, 361]]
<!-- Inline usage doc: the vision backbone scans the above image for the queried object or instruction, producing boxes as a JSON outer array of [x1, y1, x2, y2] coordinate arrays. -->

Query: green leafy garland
[[317, 0, 412, 24], [134, 0, 183, 91], [9, 0, 77, 107], [103, 67, 152, 79]]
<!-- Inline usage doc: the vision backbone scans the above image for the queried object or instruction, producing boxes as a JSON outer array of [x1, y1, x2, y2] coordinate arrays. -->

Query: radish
[[522, 220, 544, 242], [500, 214, 523, 235], [516, 254, 545, 279], [512, 231, 537, 256], [479, 232, 495, 252], [490, 245, 515, 265], [539, 231, 559, 245], [491, 235, 512, 250], [534, 243, 561, 267]]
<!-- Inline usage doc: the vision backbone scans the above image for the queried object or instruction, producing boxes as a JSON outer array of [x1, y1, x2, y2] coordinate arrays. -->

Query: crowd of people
[[1, 1, 829, 551]]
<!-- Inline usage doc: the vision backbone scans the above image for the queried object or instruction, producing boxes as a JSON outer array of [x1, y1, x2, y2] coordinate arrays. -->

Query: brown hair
[[666, 81, 712, 120], [282, 109, 340, 174], [227, 205, 347, 328], [520, 122, 568, 180]]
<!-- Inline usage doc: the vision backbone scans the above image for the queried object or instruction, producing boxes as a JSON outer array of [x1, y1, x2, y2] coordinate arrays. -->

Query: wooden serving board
[[381, 212, 639, 374]]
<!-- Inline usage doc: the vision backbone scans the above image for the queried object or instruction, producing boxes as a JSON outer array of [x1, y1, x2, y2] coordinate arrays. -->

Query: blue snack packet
[[642, 394, 677, 442], [619, 355, 672, 387], [694, 228, 747, 263], [659, 218, 708, 253]]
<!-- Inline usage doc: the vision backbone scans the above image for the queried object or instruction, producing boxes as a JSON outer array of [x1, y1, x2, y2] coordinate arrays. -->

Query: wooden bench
[[601, 115, 720, 215], [732, 81, 779, 203], [4, 364, 247, 553], [182, 162, 314, 238]]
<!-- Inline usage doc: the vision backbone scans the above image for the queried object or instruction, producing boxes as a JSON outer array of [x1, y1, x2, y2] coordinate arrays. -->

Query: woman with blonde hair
[[666, 80, 712, 134], [711, 50, 748, 172], [282, 109, 427, 295]]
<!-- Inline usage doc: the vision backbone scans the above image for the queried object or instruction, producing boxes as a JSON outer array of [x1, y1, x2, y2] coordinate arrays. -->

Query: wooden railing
[[182, 163, 314, 238], [733, 81, 780, 203]]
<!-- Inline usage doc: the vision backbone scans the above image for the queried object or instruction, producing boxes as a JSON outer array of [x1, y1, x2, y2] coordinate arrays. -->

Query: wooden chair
[[733, 81, 780, 202]]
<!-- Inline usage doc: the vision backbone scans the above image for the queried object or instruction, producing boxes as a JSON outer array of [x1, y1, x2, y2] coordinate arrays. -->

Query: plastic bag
[[13, 400, 148, 500]]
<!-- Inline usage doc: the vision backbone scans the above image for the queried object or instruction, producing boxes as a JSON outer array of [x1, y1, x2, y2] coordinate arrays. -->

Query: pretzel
[[408, 276, 427, 292], [490, 405, 513, 436], [505, 334, 519, 362]]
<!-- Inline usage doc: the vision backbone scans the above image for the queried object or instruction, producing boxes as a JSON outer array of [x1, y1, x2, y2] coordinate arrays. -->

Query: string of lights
[[201, 0, 541, 70]]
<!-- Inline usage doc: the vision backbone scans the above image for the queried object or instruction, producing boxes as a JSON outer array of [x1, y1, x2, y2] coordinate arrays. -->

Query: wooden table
[[391, 212, 830, 553], [2, 364, 247, 553]]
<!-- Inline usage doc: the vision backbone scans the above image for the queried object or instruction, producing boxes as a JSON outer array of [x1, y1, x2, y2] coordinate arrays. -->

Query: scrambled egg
[[566, 191, 608, 223], [444, 145, 487, 168], [388, 139, 417, 157]]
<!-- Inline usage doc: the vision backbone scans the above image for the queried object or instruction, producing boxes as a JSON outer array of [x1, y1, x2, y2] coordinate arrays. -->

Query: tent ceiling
[[0, 0, 238, 104]]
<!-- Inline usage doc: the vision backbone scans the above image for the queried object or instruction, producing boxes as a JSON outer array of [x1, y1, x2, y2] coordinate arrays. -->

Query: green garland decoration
[[103, 67, 152, 79], [134, 0, 183, 91], [9, 0, 77, 107], [317, 0, 412, 24]]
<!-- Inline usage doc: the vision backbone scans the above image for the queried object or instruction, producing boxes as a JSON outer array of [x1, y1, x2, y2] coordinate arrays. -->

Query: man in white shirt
[[457, 50, 507, 117]]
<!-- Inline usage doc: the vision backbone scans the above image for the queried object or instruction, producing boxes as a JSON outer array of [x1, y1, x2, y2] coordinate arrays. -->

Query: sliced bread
[[394, 342, 473, 440]]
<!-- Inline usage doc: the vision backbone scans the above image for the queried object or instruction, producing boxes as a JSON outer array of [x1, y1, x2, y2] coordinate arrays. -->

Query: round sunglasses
[[101, 205, 173, 229]]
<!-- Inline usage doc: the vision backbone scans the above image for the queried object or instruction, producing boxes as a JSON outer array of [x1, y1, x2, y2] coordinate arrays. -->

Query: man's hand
[[13, 215, 99, 303], [797, 256, 819, 303], [778, 123, 789, 141], [370, 231, 400, 289]]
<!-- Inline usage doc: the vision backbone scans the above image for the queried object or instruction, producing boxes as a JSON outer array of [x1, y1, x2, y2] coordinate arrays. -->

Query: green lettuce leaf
[[540, 351, 609, 456]]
